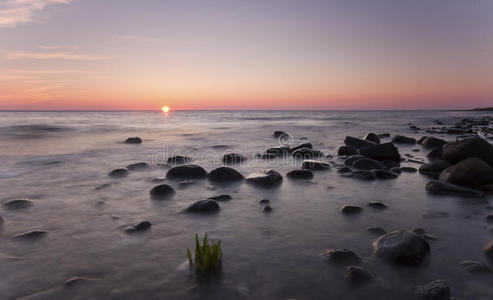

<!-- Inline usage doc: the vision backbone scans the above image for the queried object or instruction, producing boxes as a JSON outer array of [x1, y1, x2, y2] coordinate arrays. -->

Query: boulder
[[337, 166, 352, 174], [359, 143, 401, 161], [338, 146, 358, 157], [208, 195, 232, 201], [344, 266, 373, 286], [426, 147, 443, 161], [166, 165, 207, 179], [352, 158, 384, 170], [150, 184, 175, 199], [265, 146, 291, 157], [126, 162, 150, 171], [367, 201, 388, 209], [263, 205, 273, 213], [302, 160, 331, 170], [246, 170, 283, 187], [344, 136, 375, 149], [286, 169, 314, 179], [364, 133, 380, 144], [414, 280, 451, 300], [323, 248, 361, 264], [208, 167, 244, 182], [292, 148, 324, 159], [341, 205, 362, 215], [185, 199, 220, 213], [373, 230, 430, 266], [108, 168, 128, 178], [392, 135, 416, 144], [421, 137, 447, 149], [344, 155, 366, 166], [223, 153, 247, 164], [291, 142, 313, 152], [425, 180, 484, 198], [3, 198, 33, 210], [439, 157, 493, 188], [400, 167, 417, 173], [442, 137, 493, 165], [459, 260, 491, 274], [419, 160, 451, 178], [167, 155, 192, 164], [124, 221, 152, 233], [273, 131, 289, 138], [124, 137, 142, 144]]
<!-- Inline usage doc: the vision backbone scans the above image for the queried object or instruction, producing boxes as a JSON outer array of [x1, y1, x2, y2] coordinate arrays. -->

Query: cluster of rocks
[[425, 116, 493, 137]]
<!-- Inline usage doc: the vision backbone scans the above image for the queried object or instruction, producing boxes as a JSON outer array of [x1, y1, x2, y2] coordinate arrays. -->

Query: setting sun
[[161, 106, 170, 113]]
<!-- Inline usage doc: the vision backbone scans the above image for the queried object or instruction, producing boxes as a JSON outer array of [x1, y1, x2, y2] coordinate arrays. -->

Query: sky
[[0, 0, 492, 110]]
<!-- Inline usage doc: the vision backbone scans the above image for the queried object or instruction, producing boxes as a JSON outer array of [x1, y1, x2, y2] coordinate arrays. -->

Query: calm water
[[0, 110, 492, 300]]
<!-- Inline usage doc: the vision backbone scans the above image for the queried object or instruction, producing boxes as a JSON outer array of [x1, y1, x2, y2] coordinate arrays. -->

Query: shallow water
[[0, 110, 492, 299]]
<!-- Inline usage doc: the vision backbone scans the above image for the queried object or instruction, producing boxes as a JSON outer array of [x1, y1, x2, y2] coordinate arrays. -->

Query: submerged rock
[[291, 142, 313, 152], [265, 146, 291, 157], [286, 169, 314, 179], [367, 226, 387, 235], [352, 170, 376, 180], [259, 199, 270, 204], [263, 205, 273, 213], [364, 132, 380, 144], [150, 184, 175, 199], [341, 205, 362, 215], [246, 170, 283, 187], [425, 180, 484, 197], [421, 137, 447, 149], [124, 221, 152, 233], [439, 157, 493, 188], [208, 195, 232, 201], [302, 160, 331, 170], [323, 248, 361, 264], [3, 198, 33, 210], [373, 230, 430, 266], [337, 166, 352, 174], [124, 137, 142, 144], [185, 199, 220, 213], [373, 169, 398, 179], [166, 164, 207, 179], [367, 201, 388, 209], [11, 230, 47, 240], [392, 135, 416, 144], [419, 160, 451, 178], [208, 167, 244, 182], [359, 142, 401, 161], [352, 158, 384, 170], [459, 260, 491, 274], [126, 162, 150, 171], [108, 168, 128, 178], [338, 146, 358, 157], [344, 136, 375, 149], [167, 155, 192, 164], [223, 153, 247, 164], [426, 147, 443, 161], [273, 131, 289, 138], [344, 266, 373, 286], [442, 137, 493, 165], [414, 279, 451, 300]]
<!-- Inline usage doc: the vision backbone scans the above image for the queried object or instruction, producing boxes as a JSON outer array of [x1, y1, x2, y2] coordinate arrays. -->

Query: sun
[[161, 106, 170, 113]]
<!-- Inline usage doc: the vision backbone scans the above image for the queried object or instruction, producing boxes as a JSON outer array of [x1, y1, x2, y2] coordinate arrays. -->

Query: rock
[[421, 137, 447, 149], [367, 226, 387, 235], [338, 146, 358, 157], [265, 146, 291, 157], [126, 162, 150, 171], [206, 195, 231, 202], [484, 240, 493, 262], [419, 160, 451, 178], [425, 180, 484, 197], [3, 198, 33, 210], [167, 155, 192, 164], [166, 164, 207, 179], [208, 167, 244, 182], [344, 136, 376, 149], [337, 166, 352, 174], [344, 266, 373, 286], [223, 153, 247, 164], [259, 199, 270, 204], [108, 168, 128, 178], [185, 199, 220, 213], [11, 230, 47, 240], [359, 142, 401, 161], [427, 147, 443, 161], [263, 205, 273, 213], [392, 135, 417, 144], [413, 228, 427, 235], [442, 137, 493, 165], [344, 155, 367, 166], [273, 131, 289, 138], [301, 160, 331, 170], [390, 167, 402, 174], [150, 184, 175, 199], [352, 170, 376, 180], [414, 279, 451, 300], [439, 157, 493, 188], [151, 177, 166, 183], [286, 169, 314, 179], [378, 133, 390, 138], [323, 248, 361, 264], [291, 142, 313, 152], [373, 230, 430, 266], [367, 201, 388, 209], [459, 260, 491, 274], [400, 167, 417, 173], [246, 170, 283, 187], [341, 205, 362, 215], [261, 153, 277, 160], [352, 158, 384, 170], [364, 133, 380, 144], [292, 148, 324, 159], [372, 170, 398, 179], [124, 221, 152, 233], [486, 215, 493, 223], [124, 137, 142, 144]]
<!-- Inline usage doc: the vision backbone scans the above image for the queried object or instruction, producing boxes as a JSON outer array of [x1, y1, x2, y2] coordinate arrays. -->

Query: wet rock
[[302, 160, 331, 170], [421, 137, 447, 149], [344, 136, 376, 149], [259, 199, 270, 204], [265, 146, 291, 157], [341, 205, 362, 215], [373, 230, 430, 266], [185, 199, 220, 213], [208, 167, 244, 182], [459, 260, 491, 274], [413, 228, 426, 235], [124, 137, 142, 144], [293, 148, 324, 159], [414, 279, 451, 300], [486, 215, 493, 223], [367, 226, 387, 235], [286, 169, 314, 179], [291, 142, 313, 152], [359, 142, 401, 161], [263, 205, 273, 213], [167, 155, 192, 164], [352, 170, 376, 180], [364, 132, 380, 144], [373, 170, 398, 179], [223, 153, 247, 164], [166, 164, 207, 179], [392, 135, 417, 144], [419, 160, 451, 178], [484, 240, 493, 262], [439, 157, 493, 188], [378, 133, 390, 138], [344, 266, 373, 286], [352, 158, 384, 170], [93, 201, 105, 208], [246, 170, 283, 187], [124, 221, 152, 233], [151, 177, 166, 183], [208, 195, 232, 201], [367, 201, 388, 209], [425, 180, 484, 197], [426, 147, 443, 161], [108, 168, 128, 178], [126, 162, 150, 171], [344, 155, 366, 166], [3, 198, 33, 210], [337, 166, 352, 174], [442, 137, 493, 165], [150, 184, 175, 199], [400, 167, 417, 173], [338, 146, 358, 157], [390, 167, 402, 174], [323, 248, 361, 264], [11, 230, 47, 240], [273, 131, 289, 138]]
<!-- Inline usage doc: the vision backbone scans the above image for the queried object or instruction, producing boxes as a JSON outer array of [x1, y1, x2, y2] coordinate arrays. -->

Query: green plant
[[187, 233, 222, 275]]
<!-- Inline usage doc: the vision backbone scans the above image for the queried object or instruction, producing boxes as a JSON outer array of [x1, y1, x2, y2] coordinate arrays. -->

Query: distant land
[[471, 107, 493, 111]]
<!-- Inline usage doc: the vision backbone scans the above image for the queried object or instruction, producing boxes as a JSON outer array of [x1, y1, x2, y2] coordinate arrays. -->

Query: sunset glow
[[161, 106, 170, 113]]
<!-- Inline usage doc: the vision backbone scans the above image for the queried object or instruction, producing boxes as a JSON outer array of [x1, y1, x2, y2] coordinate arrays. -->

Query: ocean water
[[0, 110, 492, 299]]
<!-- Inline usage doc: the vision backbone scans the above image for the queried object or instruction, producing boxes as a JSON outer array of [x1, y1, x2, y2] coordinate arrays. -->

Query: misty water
[[0, 110, 492, 299]]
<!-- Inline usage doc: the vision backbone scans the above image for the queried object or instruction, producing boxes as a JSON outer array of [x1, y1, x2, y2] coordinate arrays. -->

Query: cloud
[[39, 45, 60, 49], [4, 50, 109, 60], [0, 0, 72, 28], [7, 68, 89, 74], [114, 35, 163, 43]]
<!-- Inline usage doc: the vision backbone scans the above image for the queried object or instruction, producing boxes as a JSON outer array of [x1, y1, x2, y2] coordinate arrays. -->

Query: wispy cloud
[[7, 68, 89, 74], [114, 35, 163, 43], [5, 50, 109, 60], [0, 0, 72, 28]]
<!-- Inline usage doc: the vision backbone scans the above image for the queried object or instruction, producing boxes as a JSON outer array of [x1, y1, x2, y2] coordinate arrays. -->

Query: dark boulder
[[344, 136, 375, 149], [3, 198, 33, 210], [359, 143, 401, 161], [208, 167, 244, 182], [291, 142, 313, 152], [390, 167, 402, 174], [344, 155, 366, 166], [185, 199, 220, 213], [442, 137, 493, 165], [323, 248, 361, 264], [167, 155, 192, 164], [421, 137, 447, 149], [419, 160, 451, 178], [337, 166, 352, 174], [208, 195, 232, 201], [400, 167, 417, 173], [459, 260, 491, 274], [223, 153, 247, 164], [352, 158, 384, 170], [292, 148, 324, 159], [414, 280, 451, 300], [344, 266, 373, 286], [124, 221, 152, 233], [338, 146, 358, 157], [127, 162, 150, 171], [273, 131, 289, 138], [259, 199, 270, 204], [367, 201, 388, 209], [352, 170, 376, 180], [341, 205, 362, 215], [150, 184, 175, 199], [364, 133, 380, 144], [246, 170, 283, 187], [426, 147, 443, 161], [166, 165, 207, 179], [439, 157, 493, 188], [286, 169, 314, 179], [373, 230, 430, 266], [124, 137, 142, 144], [425, 180, 484, 198], [265, 146, 291, 157], [392, 135, 416, 144], [302, 159, 331, 170], [263, 205, 273, 213], [108, 168, 128, 178]]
